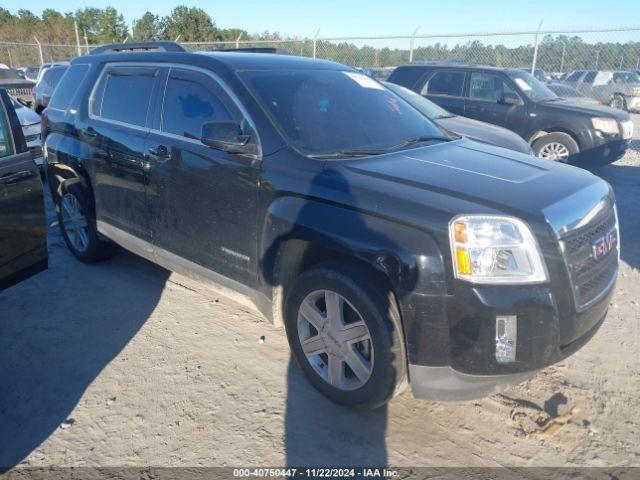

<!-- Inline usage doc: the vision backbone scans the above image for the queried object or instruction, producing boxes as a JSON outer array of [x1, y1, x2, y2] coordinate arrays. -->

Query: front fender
[[260, 195, 450, 365]]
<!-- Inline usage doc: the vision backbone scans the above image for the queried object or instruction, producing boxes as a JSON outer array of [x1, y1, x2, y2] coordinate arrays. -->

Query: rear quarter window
[[387, 67, 429, 90], [48, 65, 90, 111], [422, 70, 466, 97]]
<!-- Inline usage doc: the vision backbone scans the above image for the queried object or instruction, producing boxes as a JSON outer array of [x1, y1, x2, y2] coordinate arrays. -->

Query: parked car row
[[387, 62, 633, 164], [562, 69, 640, 111], [3, 41, 614, 409]]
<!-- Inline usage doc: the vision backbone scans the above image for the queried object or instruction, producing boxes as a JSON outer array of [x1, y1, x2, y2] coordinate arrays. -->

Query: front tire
[[56, 183, 115, 263], [610, 94, 627, 111], [532, 132, 579, 162], [284, 262, 406, 409]]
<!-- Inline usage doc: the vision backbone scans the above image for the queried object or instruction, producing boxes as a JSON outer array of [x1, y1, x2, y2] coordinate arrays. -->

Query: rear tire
[[284, 261, 406, 410], [56, 183, 116, 263], [532, 132, 579, 162]]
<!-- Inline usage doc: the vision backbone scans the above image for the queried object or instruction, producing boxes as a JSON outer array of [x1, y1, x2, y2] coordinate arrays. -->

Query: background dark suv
[[388, 63, 633, 165]]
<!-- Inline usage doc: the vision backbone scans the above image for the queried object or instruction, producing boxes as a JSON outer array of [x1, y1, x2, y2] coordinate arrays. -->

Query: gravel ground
[[1, 120, 639, 469]]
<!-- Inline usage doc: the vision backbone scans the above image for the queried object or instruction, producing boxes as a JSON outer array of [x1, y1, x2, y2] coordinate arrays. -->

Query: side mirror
[[201, 120, 254, 154], [500, 93, 521, 106]]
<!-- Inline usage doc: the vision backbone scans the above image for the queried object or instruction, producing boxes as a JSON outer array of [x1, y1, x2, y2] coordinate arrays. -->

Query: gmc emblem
[[592, 227, 618, 261]]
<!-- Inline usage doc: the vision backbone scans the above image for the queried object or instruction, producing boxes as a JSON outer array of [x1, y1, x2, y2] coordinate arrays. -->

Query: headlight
[[591, 117, 619, 135], [449, 215, 548, 284]]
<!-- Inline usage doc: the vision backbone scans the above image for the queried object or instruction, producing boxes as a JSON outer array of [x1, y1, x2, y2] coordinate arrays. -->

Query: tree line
[[1, 6, 639, 72], [0, 6, 282, 45]]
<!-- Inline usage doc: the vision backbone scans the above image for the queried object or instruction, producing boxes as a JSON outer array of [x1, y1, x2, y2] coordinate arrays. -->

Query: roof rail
[[90, 41, 186, 55], [217, 47, 286, 54]]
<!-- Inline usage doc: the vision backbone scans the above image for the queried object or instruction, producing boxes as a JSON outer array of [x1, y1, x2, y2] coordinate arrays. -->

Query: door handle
[[148, 145, 170, 159]]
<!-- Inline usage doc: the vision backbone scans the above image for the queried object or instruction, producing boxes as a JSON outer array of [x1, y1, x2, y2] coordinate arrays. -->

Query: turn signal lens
[[454, 221, 468, 243], [456, 247, 472, 275]]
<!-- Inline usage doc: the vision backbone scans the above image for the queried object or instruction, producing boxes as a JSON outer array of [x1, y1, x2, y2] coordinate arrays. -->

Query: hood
[[15, 105, 41, 127], [328, 138, 601, 225], [437, 115, 533, 155], [539, 98, 629, 121]]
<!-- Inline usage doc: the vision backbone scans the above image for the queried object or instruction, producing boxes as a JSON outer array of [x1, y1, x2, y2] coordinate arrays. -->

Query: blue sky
[[3, 0, 637, 38]]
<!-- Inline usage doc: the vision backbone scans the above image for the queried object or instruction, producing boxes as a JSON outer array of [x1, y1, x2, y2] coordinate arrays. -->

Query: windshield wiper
[[384, 134, 451, 152], [308, 149, 387, 159]]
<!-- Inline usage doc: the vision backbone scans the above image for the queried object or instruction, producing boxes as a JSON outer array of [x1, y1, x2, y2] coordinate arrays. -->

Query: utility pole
[[6, 47, 12, 68], [235, 32, 243, 49], [531, 19, 543, 75], [409, 26, 420, 63], [84, 30, 90, 54], [33, 36, 44, 66], [74, 20, 82, 56], [595, 50, 599, 69], [619, 55, 624, 69], [312, 28, 320, 59], [560, 42, 566, 72]]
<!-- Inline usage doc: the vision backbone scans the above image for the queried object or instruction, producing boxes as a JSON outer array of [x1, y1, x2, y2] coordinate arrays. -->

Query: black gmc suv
[[42, 43, 619, 409], [388, 63, 633, 165]]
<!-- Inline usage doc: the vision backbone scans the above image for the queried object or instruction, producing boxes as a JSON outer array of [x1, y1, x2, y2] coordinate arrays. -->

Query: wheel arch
[[528, 128, 582, 151], [260, 195, 447, 329]]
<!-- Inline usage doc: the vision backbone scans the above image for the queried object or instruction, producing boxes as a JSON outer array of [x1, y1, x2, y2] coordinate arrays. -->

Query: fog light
[[495, 315, 517, 363]]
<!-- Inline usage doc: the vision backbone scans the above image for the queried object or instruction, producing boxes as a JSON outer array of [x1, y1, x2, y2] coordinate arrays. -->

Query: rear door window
[[421, 70, 466, 97], [93, 66, 158, 128], [582, 71, 597, 84], [161, 68, 236, 140], [48, 65, 90, 111]]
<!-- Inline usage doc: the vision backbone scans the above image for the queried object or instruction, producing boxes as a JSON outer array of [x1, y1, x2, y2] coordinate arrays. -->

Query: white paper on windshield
[[514, 78, 532, 91], [344, 71, 385, 90]]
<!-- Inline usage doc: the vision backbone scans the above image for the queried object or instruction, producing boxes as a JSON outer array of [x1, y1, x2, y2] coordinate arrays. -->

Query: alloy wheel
[[538, 142, 570, 162], [61, 193, 89, 253], [297, 289, 374, 391], [610, 96, 625, 110]]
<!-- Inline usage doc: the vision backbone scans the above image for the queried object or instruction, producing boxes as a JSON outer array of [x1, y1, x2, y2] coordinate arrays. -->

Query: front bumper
[[409, 365, 535, 401], [625, 95, 640, 111], [407, 283, 611, 400], [576, 138, 630, 165]]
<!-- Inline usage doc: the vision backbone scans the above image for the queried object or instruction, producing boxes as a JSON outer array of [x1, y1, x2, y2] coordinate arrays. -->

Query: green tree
[[95, 7, 128, 43], [161, 6, 216, 42], [133, 11, 160, 41]]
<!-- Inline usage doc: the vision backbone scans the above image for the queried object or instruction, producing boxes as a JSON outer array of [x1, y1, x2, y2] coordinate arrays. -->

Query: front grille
[[560, 207, 618, 310]]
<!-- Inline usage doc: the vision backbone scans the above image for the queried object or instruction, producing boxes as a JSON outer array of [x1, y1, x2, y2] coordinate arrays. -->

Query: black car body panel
[[388, 64, 632, 165], [436, 115, 533, 154], [43, 48, 618, 400], [0, 88, 47, 291], [384, 81, 533, 154]]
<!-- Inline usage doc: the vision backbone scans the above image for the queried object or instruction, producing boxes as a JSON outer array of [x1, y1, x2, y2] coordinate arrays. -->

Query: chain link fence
[[2, 27, 639, 79]]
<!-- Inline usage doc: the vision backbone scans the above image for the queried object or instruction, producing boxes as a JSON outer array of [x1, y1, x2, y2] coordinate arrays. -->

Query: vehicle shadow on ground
[[0, 199, 169, 470], [284, 358, 389, 466], [591, 162, 640, 270]]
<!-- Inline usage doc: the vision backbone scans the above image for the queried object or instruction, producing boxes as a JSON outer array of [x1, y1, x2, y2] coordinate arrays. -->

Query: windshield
[[241, 69, 449, 156], [506, 70, 557, 102], [548, 84, 584, 98], [613, 71, 640, 83], [383, 81, 451, 119]]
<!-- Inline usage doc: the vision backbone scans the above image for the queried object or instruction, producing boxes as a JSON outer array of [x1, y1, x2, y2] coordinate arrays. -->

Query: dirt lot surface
[[1, 117, 639, 469]]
